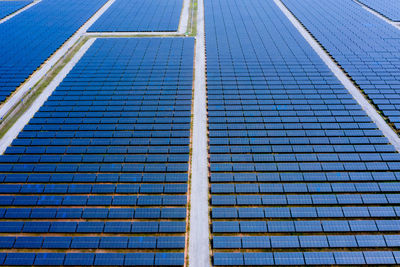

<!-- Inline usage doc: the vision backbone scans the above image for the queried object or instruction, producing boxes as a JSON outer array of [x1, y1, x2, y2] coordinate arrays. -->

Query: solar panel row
[[0, 221, 186, 233], [0, 163, 188, 172], [281, 0, 400, 131], [212, 193, 400, 205], [0, 38, 194, 266], [0, 173, 188, 182], [0, 253, 184, 266], [358, 0, 400, 21], [212, 220, 400, 233], [211, 182, 400, 192], [0, 236, 185, 249], [212, 206, 400, 218], [0, 195, 187, 205], [210, 171, 400, 181], [0, 0, 32, 19], [0, 0, 108, 103], [214, 251, 399, 265], [205, 0, 400, 264], [0, 207, 186, 218], [213, 234, 400, 248], [88, 0, 183, 32]]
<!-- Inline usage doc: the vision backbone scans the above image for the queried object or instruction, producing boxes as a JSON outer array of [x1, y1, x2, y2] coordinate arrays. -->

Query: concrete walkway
[[178, 0, 190, 34], [189, 0, 210, 265]]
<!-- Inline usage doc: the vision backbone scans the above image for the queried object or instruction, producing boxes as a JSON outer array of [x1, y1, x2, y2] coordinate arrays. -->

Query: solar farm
[[0, 0, 399, 266]]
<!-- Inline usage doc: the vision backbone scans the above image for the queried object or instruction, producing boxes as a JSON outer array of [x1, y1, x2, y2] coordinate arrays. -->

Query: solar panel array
[[88, 0, 182, 32], [205, 0, 400, 265], [0, 0, 107, 104], [0, 38, 194, 266], [281, 0, 400, 132], [358, 0, 400, 21], [0, 0, 32, 19]]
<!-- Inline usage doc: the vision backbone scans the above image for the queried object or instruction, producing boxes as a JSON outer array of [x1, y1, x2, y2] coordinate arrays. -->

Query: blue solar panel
[[274, 252, 304, 265], [34, 253, 65, 265], [71, 237, 100, 249], [358, 0, 400, 21], [88, 0, 183, 32], [125, 253, 155, 265], [64, 253, 95, 266], [14, 236, 43, 248], [299, 235, 328, 248], [281, 0, 400, 132], [242, 236, 269, 249], [153, 253, 184, 266], [385, 235, 400, 247], [0, 0, 108, 103], [214, 253, 244, 265], [4, 253, 35, 265], [0, 38, 193, 263], [271, 236, 299, 248], [2, 0, 400, 263], [244, 253, 274, 265], [334, 252, 365, 264], [42, 237, 71, 249], [304, 252, 335, 265], [99, 237, 128, 249], [0, 236, 15, 249], [213, 236, 241, 249], [328, 235, 358, 248], [94, 253, 124, 266], [205, 0, 400, 262], [0, 1, 32, 19]]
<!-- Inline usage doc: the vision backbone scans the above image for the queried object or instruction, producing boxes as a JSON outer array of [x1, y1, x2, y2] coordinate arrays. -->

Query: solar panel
[[242, 236, 269, 249], [64, 253, 95, 266], [213, 236, 241, 249], [205, 0, 400, 263], [0, 38, 193, 264], [334, 252, 365, 264], [34, 253, 65, 265], [124, 253, 155, 266], [274, 252, 305, 265], [154, 253, 184, 266], [94, 253, 124, 266], [0, 0, 108, 103], [4, 253, 36, 265], [88, 0, 183, 32], [244, 253, 274, 265], [304, 252, 335, 265], [358, 0, 400, 21], [299, 235, 328, 248], [0, 1, 32, 19], [281, 0, 400, 133], [213, 253, 244, 266]]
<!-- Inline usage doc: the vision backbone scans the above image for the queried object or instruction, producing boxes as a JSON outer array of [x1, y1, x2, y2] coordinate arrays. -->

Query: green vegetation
[[188, 0, 198, 36]]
